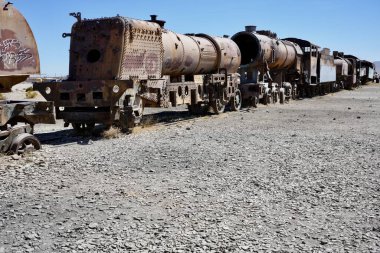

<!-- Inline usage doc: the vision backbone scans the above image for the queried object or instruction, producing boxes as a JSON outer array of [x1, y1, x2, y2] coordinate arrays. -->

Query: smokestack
[[147, 14, 166, 28], [245, 25, 256, 33]]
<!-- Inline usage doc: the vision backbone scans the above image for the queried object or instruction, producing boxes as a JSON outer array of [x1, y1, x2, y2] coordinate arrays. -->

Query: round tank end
[[231, 32, 261, 65]]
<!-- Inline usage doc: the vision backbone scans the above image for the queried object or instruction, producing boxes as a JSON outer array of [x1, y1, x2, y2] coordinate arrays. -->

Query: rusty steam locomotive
[[34, 14, 242, 132], [0, 6, 377, 154], [33, 13, 376, 133]]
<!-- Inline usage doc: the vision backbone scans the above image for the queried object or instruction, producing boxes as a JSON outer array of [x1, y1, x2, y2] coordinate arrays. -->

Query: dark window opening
[[60, 93, 70, 100], [185, 75, 194, 81], [93, 92, 103, 100]]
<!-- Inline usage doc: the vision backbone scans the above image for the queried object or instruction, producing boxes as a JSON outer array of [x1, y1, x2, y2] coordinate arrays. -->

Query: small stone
[[24, 233, 35, 240], [11, 154, 20, 160], [88, 223, 98, 229]]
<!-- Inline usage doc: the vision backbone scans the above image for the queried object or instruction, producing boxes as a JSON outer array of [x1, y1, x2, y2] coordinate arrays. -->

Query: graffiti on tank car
[[0, 38, 34, 70]]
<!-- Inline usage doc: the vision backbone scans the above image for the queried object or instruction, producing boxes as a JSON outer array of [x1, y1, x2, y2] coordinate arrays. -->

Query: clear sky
[[11, 0, 380, 76]]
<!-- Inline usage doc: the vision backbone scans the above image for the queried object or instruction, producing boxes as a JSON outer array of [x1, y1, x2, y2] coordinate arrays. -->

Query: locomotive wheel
[[211, 99, 225, 114], [292, 86, 298, 100], [279, 90, 285, 104], [250, 96, 258, 108], [231, 90, 242, 111], [263, 93, 271, 105], [272, 92, 278, 104], [9, 133, 41, 155], [72, 123, 95, 133]]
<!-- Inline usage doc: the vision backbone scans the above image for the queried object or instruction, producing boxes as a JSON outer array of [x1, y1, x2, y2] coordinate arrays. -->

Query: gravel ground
[[1, 84, 379, 252]]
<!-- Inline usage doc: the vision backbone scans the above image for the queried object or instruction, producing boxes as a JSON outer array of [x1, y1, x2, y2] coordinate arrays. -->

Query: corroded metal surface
[[34, 80, 132, 108], [162, 32, 240, 76], [231, 28, 301, 70], [0, 100, 55, 126], [0, 1, 40, 92], [34, 80, 131, 124]]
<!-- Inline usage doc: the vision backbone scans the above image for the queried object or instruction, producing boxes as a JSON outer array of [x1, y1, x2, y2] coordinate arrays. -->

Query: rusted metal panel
[[0, 100, 55, 125], [68, 17, 163, 82], [34, 80, 132, 107], [162, 31, 213, 76], [199, 35, 241, 73], [119, 17, 163, 80], [0, 2, 40, 92], [68, 17, 125, 81]]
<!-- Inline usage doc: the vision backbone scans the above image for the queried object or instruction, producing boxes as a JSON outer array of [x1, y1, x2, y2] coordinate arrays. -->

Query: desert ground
[[1, 83, 379, 252]]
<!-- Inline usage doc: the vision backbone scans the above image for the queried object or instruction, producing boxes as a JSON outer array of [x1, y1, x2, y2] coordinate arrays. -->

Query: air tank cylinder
[[161, 31, 241, 76]]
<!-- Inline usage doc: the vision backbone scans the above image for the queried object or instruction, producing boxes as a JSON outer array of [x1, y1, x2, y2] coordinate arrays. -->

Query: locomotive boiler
[[231, 26, 303, 105], [34, 14, 241, 131]]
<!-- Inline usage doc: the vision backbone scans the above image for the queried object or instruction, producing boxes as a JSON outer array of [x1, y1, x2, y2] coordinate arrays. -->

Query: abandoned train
[[0, 7, 377, 154], [33, 14, 376, 132]]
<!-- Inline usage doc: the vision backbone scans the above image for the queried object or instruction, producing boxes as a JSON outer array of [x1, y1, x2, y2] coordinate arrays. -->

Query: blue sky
[[12, 0, 380, 76]]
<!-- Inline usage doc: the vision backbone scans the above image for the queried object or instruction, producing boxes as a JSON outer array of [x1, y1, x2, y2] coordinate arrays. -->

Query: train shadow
[[34, 109, 207, 146], [34, 128, 103, 146], [141, 110, 202, 126]]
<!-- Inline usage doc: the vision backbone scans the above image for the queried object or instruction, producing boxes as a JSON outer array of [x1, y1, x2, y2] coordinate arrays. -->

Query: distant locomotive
[[35, 14, 242, 131], [229, 25, 377, 106], [231, 26, 340, 104], [231, 26, 303, 105]]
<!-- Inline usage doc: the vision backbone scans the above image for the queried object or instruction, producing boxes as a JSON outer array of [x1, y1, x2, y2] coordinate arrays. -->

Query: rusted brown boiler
[[35, 14, 241, 131]]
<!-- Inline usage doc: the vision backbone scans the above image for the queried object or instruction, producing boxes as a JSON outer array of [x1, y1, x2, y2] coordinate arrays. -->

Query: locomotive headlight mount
[[112, 85, 120, 93]]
